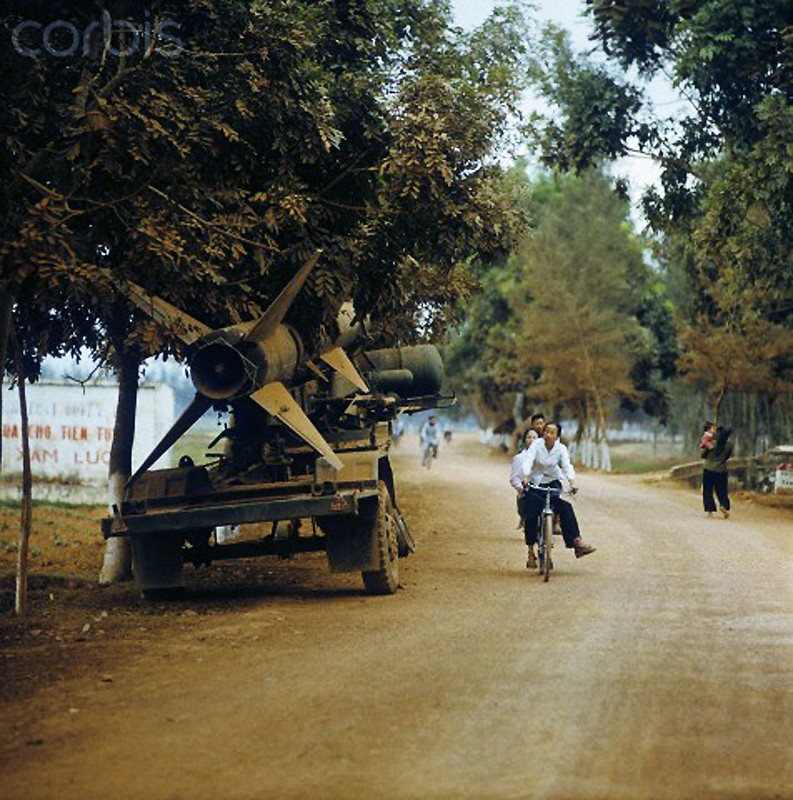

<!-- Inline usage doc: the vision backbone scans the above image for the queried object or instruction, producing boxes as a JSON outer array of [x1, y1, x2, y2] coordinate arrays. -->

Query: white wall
[[2, 381, 174, 485]]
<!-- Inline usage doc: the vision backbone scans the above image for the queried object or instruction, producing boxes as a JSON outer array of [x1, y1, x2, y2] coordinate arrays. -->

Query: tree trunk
[[0, 289, 14, 471], [595, 394, 611, 473], [712, 381, 726, 426], [98, 348, 141, 585], [13, 331, 32, 615]]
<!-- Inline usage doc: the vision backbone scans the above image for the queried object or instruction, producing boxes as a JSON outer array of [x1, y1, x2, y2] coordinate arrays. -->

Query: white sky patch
[[450, 0, 688, 226]]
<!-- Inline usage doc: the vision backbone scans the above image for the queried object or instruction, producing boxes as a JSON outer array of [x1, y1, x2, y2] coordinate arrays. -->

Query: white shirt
[[510, 448, 531, 493], [520, 438, 576, 485], [420, 421, 440, 445]]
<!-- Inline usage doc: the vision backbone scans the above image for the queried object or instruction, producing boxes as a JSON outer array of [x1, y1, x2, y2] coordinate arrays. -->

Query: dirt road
[[1, 436, 791, 799]]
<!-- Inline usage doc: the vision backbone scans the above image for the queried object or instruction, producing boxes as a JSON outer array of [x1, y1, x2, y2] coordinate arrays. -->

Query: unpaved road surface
[[1, 436, 791, 799]]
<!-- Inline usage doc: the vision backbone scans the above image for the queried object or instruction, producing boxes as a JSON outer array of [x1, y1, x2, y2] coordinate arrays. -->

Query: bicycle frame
[[421, 441, 438, 469]]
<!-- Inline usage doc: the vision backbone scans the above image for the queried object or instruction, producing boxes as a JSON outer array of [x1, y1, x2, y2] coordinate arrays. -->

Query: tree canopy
[[1, 0, 533, 377], [528, 0, 793, 422], [444, 167, 675, 431]]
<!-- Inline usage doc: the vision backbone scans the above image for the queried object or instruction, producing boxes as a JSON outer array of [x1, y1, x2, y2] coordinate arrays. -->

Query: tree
[[2, 0, 533, 347], [498, 171, 651, 467], [443, 161, 533, 427], [1, 1, 534, 579], [445, 168, 672, 465], [528, 3, 793, 443], [11, 330, 32, 614]]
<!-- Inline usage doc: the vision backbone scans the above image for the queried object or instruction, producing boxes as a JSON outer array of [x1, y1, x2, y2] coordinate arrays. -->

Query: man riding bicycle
[[419, 415, 441, 468], [514, 422, 596, 569]]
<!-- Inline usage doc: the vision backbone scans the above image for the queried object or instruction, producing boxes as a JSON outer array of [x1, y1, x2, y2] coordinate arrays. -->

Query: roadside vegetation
[[445, 0, 791, 461]]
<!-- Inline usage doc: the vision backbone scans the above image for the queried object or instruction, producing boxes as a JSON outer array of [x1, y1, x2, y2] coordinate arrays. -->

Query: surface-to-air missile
[[102, 252, 453, 598]]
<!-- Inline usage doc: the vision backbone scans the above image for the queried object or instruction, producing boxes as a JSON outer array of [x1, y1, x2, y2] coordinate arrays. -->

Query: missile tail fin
[[320, 346, 369, 393], [244, 250, 323, 343], [112, 276, 211, 345], [250, 381, 342, 470], [126, 393, 213, 488]]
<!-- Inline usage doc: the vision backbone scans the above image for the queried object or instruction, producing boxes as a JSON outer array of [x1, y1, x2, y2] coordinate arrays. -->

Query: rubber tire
[[362, 481, 400, 595], [541, 514, 553, 582], [394, 510, 415, 557]]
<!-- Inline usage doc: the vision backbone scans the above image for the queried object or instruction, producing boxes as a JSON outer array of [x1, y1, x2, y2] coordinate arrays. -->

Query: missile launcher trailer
[[102, 341, 451, 599], [101, 253, 451, 598]]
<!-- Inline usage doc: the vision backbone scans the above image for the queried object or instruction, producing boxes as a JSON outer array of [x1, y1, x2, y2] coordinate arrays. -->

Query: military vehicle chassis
[[102, 422, 414, 599]]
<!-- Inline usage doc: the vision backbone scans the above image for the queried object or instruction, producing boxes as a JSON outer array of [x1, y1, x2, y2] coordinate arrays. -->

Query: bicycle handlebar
[[525, 483, 577, 496]]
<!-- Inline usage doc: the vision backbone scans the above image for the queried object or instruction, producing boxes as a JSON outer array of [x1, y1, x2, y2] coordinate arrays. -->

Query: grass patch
[[170, 429, 225, 467], [0, 503, 106, 584], [0, 498, 102, 510], [607, 441, 688, 474]]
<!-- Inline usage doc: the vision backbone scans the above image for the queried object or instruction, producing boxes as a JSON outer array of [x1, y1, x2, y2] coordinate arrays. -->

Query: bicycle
[[421, 442, 438, 469], [526, 483, 570, 582]]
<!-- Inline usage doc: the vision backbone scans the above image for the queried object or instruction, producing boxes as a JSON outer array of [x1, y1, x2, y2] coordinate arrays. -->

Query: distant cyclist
[[518, 422, 596, 569], [419, 415, 441, 468], [392, 414, 405, 448]]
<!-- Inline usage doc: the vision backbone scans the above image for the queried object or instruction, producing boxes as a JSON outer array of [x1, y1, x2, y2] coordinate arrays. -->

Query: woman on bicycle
[[510, 428, 539, 528], [519, 422, 596, 569]]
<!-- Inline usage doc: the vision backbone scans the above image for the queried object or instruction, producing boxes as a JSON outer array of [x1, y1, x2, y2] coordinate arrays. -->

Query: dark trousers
[[702, 470, 730, 512], [518, 481, 580, 548]]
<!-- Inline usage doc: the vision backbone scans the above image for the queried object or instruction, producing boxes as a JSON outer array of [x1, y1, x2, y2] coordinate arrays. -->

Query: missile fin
[[126, 393, 213, 487], [244, 250, 322, 343], [320, 346, 369, 393], [115, 278, 211, 345], [250, 381, 343, 470]]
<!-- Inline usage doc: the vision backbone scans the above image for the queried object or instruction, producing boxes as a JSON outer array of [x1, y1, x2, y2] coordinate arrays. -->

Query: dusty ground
[[0, 434, 791, 800]]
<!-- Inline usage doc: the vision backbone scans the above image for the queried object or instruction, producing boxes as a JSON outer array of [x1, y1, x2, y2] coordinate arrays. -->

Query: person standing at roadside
[[702, 425, 733, 518]]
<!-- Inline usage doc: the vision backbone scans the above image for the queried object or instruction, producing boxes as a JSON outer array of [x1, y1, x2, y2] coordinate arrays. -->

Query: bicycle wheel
[[541, 513, 553, 582], [536, 514, 545, 575]]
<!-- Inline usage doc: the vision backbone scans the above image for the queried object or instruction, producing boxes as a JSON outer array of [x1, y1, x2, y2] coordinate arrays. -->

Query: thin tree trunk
[[13, 331, 32, 615], [98, 348, 141, 585], [713, 381, 726, 426], [595, 393, 611, 472], [0, 289, 14, 471]]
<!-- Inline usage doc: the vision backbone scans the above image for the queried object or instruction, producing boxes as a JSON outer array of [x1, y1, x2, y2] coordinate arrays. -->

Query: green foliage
[[529, 0, 793, 417], [443, 255, 522, 426], [500, 172, 648, 427], [444, 168, 674, 427], [0, 0, 533, 376], [528, 26, 651, 173]]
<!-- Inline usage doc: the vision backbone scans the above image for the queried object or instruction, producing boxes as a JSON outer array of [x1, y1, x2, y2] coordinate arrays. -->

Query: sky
[[450, 0, 678, 222], [453, 0, 590, 45]]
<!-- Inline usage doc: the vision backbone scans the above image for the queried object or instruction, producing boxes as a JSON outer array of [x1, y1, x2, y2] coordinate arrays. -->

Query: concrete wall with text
[[2, 382, 175, 485]]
